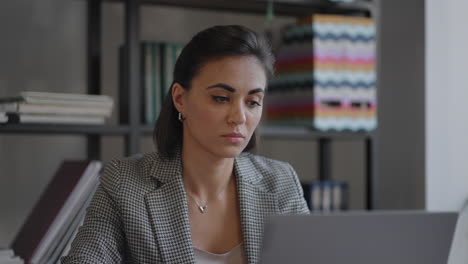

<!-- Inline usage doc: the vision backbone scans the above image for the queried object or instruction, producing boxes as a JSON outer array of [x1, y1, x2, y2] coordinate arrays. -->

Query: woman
[[62, 25, 309, 264]]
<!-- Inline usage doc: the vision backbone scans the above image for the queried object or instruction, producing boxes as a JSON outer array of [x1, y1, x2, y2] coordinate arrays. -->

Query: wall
[[426, 0, 468, 211], [0, 0, 87, 247], [374, 0, 426, 209]]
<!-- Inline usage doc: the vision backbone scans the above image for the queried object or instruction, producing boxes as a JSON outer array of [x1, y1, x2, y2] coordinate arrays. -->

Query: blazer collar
[[234, 153, 279, 263], [149, 149, 264, 185], [146, 150, 278, 263], [149, 148, 183, 184], [145, 149, 194, 263]]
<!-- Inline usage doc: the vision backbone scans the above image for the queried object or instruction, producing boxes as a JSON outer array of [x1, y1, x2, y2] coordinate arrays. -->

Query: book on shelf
[[119, 41, 183, 125], [0, 91, 114, 108], [301, 181, 349, 212], [0, 103, 111, 117], [5, 113, 105, 125], [0, 92, 114, 125], [10, 160, 102, 264]]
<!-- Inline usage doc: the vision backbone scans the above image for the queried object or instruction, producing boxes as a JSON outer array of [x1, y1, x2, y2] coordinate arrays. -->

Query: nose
[[227, 101, 246, 125]]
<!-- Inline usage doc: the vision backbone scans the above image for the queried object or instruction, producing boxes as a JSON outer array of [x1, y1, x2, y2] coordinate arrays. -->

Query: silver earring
[[178, 112, 185, 122]]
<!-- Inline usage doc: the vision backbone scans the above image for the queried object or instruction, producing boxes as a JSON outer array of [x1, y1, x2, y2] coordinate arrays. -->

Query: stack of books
[[11, 160, 102, 264], [266, 14, 376, 131], [0, 249, 24, 264], [0, 92, 114, 125], [302, 181, 349, 212], [119, 42, 184, 125]]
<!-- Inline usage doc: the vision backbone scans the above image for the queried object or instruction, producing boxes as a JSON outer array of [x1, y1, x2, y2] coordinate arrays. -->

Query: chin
[[210, 145, 245, 159]]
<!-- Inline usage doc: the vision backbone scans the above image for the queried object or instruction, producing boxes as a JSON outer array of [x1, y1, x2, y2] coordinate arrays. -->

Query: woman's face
[[173, 55, 267, 159]]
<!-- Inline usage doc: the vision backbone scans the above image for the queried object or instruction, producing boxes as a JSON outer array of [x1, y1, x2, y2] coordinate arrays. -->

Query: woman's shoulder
[[238, 153, 307, 212], [99, 152, 162, 196], [237, 152, 299, 189], [238, 152, 292, 174]]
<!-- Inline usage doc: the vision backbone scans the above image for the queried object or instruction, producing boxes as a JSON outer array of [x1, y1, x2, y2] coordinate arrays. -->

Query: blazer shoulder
[[241, 153, 309, 214], [242, 153, 292, 175], [240, 153, 297, 189], [99, 152, 159, 197]]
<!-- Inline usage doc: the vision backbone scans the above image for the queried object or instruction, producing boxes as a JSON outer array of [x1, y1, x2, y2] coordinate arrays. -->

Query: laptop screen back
[[260, 211, 457, 264]]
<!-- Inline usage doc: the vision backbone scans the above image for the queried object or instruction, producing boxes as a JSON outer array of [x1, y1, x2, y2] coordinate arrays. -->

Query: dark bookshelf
[[105, 0, 373, 16], [1, 0, 428, 212], [147, 0, 425, 211], [2, 0, 379, 209]]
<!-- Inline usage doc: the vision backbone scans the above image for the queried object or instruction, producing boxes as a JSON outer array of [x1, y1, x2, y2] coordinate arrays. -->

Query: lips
[[221, 133, 245, 138], [221, 133, 245, 144]]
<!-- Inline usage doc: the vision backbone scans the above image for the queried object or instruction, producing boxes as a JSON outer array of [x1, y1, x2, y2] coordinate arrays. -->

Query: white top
[[193, 243, 247, 264]]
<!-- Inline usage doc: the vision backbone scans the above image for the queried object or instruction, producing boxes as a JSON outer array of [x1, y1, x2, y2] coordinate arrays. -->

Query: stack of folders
[[266, 14, 376, 131], [11, 160, 102, 264], [119, 42, 184, 125], [302, 181, 348, 212], [0, 249, 24, 264], [0, 92, 114, 125]]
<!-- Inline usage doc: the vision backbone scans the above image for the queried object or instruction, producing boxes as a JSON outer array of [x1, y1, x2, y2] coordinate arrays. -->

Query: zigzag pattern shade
[[266, 14, 377, 131]]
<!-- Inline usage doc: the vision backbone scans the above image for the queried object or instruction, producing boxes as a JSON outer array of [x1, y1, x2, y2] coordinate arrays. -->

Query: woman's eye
[[248, 100, 262, 107], [212, 96, 228, 103]]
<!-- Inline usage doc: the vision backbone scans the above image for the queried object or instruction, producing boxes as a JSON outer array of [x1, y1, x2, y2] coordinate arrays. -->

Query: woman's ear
[[172, 82, 186, 113]]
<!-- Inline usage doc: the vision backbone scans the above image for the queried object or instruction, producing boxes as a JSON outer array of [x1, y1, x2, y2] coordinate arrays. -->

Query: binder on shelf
[[10, 160, 102, 264], [160, 43, 171, 106], [152, 43, 162, 124], [160, 43, 184, 103], [119, 41, 183, 125], [302, 181, 349, 212]]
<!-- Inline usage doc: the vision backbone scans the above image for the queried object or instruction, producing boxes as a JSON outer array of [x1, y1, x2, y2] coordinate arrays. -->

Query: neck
[[181, 143, 234, 202]]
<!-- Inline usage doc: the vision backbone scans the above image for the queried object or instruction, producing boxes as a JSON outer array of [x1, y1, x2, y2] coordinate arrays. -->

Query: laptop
[[260, 211, 458, 264], [447, 201, 468, 264]]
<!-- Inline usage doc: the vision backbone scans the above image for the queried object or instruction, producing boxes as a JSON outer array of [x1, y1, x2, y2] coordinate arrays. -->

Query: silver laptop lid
[[261, 211, 457, 264]]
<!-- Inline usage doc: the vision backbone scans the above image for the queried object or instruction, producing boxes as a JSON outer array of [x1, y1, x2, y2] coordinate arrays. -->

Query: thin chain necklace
[[185, 177, 232, 214]]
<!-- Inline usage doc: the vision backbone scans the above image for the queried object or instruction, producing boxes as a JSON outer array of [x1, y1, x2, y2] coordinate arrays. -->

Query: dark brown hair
[[154, 25, 275, 158]]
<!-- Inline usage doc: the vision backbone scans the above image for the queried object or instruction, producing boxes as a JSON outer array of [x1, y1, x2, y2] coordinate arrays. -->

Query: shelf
[[141, 125, 155, 135], [105, 0, 373, 16], [0, 124, 130, 135], [138, 124, 372, 140], [259, 125, 373, 140], [0, 123, 372, 139]]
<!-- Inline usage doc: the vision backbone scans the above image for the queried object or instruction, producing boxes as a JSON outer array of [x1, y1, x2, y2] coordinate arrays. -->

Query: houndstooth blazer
[[61, 150, 309, 264]]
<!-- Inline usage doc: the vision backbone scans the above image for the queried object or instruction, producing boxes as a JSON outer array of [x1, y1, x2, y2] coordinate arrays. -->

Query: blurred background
[[0, 0, 467, 251]]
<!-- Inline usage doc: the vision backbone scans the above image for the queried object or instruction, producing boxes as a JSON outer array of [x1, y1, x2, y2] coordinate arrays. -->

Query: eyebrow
[[207, 83, 264, 95]]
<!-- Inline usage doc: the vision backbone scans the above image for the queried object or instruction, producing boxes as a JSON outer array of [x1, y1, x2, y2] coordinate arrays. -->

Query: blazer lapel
[[143, 151, 278, 264], [235, 154, 279, 264], [145, 152, 195, 263]]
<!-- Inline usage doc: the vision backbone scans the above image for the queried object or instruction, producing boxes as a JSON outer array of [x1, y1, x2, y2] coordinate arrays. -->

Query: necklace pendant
[[198, 205, 207, 213]]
